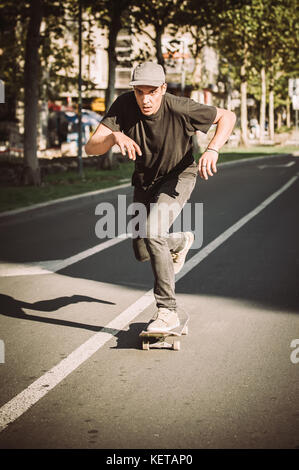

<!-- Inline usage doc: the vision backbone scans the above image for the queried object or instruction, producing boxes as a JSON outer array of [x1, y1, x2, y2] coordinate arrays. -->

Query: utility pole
[[181, 38, 186, 97], [78, 0, 84, 178], [289, 78, 299, 145]]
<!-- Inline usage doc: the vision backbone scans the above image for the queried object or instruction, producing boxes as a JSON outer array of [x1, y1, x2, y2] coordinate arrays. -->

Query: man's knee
[[133, 239, 150, 262], [135, 253, 150, 262], [144, 235, 168, 254], [135, 251, 150, 263]]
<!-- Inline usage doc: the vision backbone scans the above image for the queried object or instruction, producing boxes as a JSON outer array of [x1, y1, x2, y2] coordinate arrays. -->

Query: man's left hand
[[198, 151, 218, 180]]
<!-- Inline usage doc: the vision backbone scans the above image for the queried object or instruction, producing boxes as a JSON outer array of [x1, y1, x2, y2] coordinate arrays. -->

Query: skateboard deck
[[139, 307, 189, 350]]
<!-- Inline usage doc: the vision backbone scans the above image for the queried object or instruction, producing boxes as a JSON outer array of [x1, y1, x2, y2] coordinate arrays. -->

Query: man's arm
[[198, 107, 236, 180], [85, 123, 142, 161]]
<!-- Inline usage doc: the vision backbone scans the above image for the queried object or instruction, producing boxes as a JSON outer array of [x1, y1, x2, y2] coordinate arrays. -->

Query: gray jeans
[[132, 171, 197, 310]]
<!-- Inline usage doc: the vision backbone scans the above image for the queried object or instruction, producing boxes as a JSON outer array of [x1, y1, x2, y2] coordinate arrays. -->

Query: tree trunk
[[105, 25, 118, 112], [268, 72, 275, 142], [103, 16, 120, 169], [191, 56, 202, 89], [240, 61, 248, 147], [23, 0, 43, 186], [277, 111, 282, 130], [155, 26, 165, 67], [259, 67, 266, 143]]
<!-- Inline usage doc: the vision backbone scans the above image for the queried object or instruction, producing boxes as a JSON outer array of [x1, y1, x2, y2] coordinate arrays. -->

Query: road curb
[[0, 153, 292, 221], [0, 181, 131, 220], [219, 152, 290, 166]]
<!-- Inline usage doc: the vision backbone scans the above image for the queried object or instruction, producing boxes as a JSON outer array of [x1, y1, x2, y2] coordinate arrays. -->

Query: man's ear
[[161, 83, 167, 95]]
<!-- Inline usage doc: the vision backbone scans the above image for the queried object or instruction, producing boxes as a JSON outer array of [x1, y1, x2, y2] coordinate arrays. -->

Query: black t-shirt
[[101, 91, 217, 189]]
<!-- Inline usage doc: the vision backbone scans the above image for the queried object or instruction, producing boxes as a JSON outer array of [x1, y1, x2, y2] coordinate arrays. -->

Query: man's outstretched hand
[[198, 150, 218, 180], [112, 132, 142, 160]]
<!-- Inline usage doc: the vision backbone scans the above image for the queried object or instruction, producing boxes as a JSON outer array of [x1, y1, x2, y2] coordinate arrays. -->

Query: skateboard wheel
[[142, 341, 150, 351], [173, 340, 180, 351]]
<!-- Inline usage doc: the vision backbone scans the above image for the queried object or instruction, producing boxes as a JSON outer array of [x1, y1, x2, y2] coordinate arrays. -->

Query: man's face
[[133, 84, 167, 116]]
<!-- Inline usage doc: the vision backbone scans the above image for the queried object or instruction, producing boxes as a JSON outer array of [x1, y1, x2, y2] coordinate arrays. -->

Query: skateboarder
[[85, 62, 236, 333]]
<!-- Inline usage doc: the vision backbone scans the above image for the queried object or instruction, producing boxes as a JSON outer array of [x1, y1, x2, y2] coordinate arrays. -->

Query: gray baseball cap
[[129, 62, 166, 87]]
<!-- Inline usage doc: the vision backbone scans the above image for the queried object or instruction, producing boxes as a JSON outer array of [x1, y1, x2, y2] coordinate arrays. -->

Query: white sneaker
[[171, 232, 194, 274], [147, 308, 180, 333]]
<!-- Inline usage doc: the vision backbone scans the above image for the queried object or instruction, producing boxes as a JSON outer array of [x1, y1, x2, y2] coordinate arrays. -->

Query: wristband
[[206, 148, 219, 154]]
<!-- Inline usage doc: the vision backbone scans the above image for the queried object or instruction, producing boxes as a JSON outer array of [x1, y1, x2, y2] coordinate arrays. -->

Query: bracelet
[[206, 148, 219, 154]]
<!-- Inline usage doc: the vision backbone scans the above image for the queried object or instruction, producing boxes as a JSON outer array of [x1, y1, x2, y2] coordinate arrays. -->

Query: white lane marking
[[258, 161, 295, 169], [0, 263, 54, 277], [0, 234, 131, 277], [0, 182, 131, 219], [1, 159, 296, 277], [0, 175, 297, 433], [0, 290, 154, 433], [176, 175, 298, 281], [49, 233, 132, 271]]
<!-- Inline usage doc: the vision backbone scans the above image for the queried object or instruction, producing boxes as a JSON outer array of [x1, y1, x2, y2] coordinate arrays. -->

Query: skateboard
[[139, 307, 189, 351]]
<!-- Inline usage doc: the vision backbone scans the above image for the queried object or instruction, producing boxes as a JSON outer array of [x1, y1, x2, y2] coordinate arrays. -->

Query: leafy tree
[[85, 0, 135, 111], [0, 0, 82, 185], [217, 0, 298, 144], [253, 0, 299, 140], [83, 0, 137, 168], [0, 1, 26, 122], [217, 1, 262, 146], [177, 0, 241, 89], [130, 0, 187, 67], [40, 10, 78, 101], [23, 0, 44, 185], [23, 0, 81, 185]]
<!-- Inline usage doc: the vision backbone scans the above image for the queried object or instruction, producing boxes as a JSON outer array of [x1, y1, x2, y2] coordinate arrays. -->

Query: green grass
[[0, 161, 135, 213], [195, 144, 298, 163], [0, 145, 297, 213], [218, 144, 298, 162]]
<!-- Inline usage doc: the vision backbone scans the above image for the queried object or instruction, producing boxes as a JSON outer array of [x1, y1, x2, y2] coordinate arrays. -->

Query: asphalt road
[[0, 153, 298, 450]]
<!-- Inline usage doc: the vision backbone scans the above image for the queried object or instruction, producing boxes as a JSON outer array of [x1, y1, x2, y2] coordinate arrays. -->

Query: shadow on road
[[111, 322, 148, 350], [0, 293, 117, 333], [0, 293, 149, 349]]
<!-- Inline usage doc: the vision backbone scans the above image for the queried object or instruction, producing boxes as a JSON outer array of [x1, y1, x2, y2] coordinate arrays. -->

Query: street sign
[[288, 78, 299, 97], [292, 95, 299, 110]]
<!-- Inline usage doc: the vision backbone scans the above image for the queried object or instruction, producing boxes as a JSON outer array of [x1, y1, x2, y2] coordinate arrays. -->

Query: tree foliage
[[130, 0, 188, 67], [1, 0, 298, 177], [84, 0, 136, 110], [0, 1, 27, 121]]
